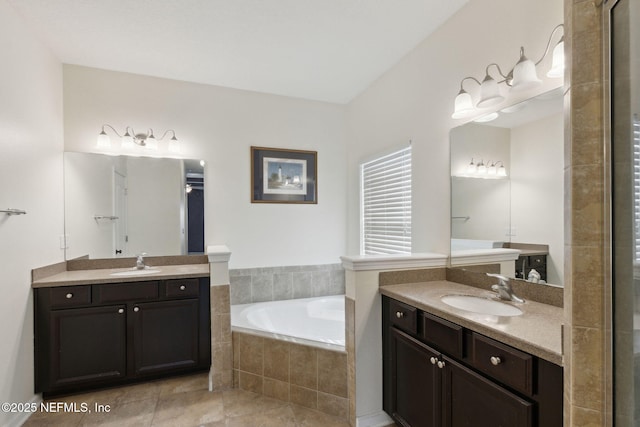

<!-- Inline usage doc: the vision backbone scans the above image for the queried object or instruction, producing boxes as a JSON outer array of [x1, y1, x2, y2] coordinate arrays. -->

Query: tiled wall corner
[[229, 264, 345, 305], [564, 0, 609, 425], [210, 284, 233, 390], [232, 331, 349, 421]]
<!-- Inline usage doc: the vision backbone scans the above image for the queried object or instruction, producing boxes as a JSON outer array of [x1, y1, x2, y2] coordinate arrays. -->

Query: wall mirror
[[450, 87, 564, 286], [64, 152, 205, 260]]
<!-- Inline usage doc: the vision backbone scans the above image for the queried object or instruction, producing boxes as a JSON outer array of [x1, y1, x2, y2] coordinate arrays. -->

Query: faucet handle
[[486, 273, 510, 284]]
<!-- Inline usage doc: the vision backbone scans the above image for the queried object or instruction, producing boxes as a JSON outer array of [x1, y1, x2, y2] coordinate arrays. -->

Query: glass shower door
[[611, 0, 640, 424]]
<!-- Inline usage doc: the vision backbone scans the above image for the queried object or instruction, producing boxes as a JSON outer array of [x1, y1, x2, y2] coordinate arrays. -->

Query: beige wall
[[0, 2, 64, 426]]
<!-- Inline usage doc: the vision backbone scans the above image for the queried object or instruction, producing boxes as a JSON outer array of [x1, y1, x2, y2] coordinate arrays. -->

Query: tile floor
[[22, 373, 352, 426]]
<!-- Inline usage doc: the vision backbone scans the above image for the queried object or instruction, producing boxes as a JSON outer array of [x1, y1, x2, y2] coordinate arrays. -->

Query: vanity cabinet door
[[442, 356, 533, 427], [49, 305, 127, 388], [390, 328, 441, 427], [131, 299, 199, 375]]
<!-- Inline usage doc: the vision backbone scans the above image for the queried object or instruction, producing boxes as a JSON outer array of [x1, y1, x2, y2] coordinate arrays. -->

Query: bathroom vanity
[[381, 281, 562, 427], [32, 261, 211, 397]]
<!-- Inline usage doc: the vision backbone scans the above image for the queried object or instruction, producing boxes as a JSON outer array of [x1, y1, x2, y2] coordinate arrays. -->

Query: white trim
[[450, 248, 521, 265], [341, 252, 447, 271], [356, 410, 395, 427], [207, 245, 231, 263], [4, 394, 42, 427]]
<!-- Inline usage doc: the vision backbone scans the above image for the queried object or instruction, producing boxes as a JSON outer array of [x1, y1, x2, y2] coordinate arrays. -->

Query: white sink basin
[[110, 268, 161, 277], [441, 295, 522, 317]]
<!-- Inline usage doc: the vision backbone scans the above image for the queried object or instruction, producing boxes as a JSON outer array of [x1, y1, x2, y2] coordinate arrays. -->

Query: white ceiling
[[8, 0, 468, 104]]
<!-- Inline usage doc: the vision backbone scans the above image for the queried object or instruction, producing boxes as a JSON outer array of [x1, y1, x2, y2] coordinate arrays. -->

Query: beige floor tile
[[80, 397, 157, 427], [290, 403, 352, 427], [222, 389, 287, 418], [22, 409, 85, 427], [151, 389, 225, 427], [226, 405, 296, 427], [157, 372, 209, 397]]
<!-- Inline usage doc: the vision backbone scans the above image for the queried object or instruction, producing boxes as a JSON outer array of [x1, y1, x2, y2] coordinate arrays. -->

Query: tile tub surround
[[229, 264, 345, 304], [232, 331, 350, 421]]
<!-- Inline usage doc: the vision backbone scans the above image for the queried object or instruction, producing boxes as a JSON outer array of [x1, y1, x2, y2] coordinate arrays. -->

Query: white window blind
[[634, 115, 640, 262], [361, 146, 412, 255]]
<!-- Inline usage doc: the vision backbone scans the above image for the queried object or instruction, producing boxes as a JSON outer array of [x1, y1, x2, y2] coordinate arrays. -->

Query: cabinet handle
[[180, 285, 186, 291], [65, 293, 73, 299], [430, 357, 438, 365], [396, 311, 404, 319], [437, 360, 446, 369], [490, 356, 502, 366], [133, 307, 140, 312], [118, 308, 124, 314]]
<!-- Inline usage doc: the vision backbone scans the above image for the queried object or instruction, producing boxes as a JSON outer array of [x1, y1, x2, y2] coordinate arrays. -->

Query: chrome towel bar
[[1, 208, 27, 216]]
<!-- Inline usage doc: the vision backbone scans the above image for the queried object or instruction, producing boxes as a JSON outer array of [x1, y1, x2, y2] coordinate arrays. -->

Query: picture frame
[[251, 146, 317, 204]]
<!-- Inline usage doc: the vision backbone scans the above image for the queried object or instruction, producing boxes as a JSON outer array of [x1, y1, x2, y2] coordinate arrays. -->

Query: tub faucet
[[135, 253, 147, 270], [486, 273, 524, 303]]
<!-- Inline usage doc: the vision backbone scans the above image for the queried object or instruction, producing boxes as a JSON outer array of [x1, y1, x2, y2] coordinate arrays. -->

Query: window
[[361, 146, 412, 255], [634, 115, 640, 263]]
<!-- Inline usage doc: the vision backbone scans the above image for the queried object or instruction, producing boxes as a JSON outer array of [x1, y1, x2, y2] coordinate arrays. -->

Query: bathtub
[[231, 295, 345, 351]]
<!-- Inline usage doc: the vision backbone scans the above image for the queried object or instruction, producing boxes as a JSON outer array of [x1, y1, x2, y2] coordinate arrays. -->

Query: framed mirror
[[64, 152, 205, 260], [450, 87, 564, 286]]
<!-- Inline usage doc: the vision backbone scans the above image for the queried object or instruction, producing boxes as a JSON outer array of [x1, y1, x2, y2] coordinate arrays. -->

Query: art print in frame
[[251, 146, 317, 203]]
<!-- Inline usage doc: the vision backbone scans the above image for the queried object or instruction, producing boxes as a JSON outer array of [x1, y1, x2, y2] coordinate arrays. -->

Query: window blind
[[634, 115, 640, 262], [361, 146, 412, 255]]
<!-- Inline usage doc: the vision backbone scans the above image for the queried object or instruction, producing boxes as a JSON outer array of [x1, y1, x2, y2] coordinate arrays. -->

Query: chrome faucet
[[486, 273, 524, 303], [135, 253, 147, 270]]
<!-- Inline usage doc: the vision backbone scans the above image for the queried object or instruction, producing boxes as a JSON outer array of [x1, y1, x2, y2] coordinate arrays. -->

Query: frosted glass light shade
[[145, 135, 158, 150], [477, 75, 504, 108], [168, 136, 181, 153], [452, 90, 475, 119], [498, 165, 507, 176], [546, 38, 565, 78], [97, 131, 111, 149], [511, 53, 541, 92], [121, 131, 134, 149]]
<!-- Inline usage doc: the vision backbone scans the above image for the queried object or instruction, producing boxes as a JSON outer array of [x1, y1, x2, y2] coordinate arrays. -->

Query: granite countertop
[[32, 264, 210, 288], [380, 280, 563, 366]]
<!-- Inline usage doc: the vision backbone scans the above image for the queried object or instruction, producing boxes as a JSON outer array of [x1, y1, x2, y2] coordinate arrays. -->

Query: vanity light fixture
[[97, 124, 180, 152], [462, 158, 507, 178], [451, 24, 564, 119]]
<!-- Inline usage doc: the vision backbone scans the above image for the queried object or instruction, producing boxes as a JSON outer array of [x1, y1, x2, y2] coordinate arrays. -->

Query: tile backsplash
[[229, 264, 345, 305]]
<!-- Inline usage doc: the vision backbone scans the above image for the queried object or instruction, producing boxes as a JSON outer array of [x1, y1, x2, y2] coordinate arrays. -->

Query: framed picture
[[251, 146, 317, 204]]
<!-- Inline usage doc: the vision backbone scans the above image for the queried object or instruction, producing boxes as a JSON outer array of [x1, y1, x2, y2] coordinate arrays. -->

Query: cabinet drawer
[[165, 279, 199, 298], [471, 333, 533, 395], [388, 299, 417, 334], [94, 281, 159, 304], [421, 312, 464, 358], [50, 286, 91, 309]]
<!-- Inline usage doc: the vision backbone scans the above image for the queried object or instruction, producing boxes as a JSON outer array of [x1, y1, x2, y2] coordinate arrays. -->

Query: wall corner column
[[207, 245, 233, 391]]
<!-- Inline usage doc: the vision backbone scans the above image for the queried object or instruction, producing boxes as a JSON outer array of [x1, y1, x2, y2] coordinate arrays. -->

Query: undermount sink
[[109, 268, 161, 277], [440, 295, 523, 317]]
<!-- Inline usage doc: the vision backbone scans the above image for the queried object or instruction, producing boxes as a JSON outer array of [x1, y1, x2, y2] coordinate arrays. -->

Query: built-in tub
[[231, 295, 345, 351]]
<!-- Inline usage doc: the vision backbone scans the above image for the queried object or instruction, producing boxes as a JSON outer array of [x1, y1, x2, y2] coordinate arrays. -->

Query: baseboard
[[4, 394, 42, 427], [356, 410, 394, 427]]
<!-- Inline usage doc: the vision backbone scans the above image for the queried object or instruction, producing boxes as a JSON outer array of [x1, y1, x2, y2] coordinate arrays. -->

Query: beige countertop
[[380, 280, 563, 366], [32, 264, 210, 288]]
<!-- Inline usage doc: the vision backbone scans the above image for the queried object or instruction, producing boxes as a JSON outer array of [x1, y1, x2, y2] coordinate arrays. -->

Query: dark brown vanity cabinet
[[34, 277, 211, 396], [383, 296, 562, 427]]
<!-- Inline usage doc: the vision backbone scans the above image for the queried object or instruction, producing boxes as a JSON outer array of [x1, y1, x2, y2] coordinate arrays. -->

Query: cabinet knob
[[180, 285, 186, 291], [437, 360, 446, 369], [133, 307, 140, 312], [118, 308, 124, 314], [396, 311, 404, 319], [430, 357, 438, 365], [65, 293, 73, 299], [490, 356, 502, 366]]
